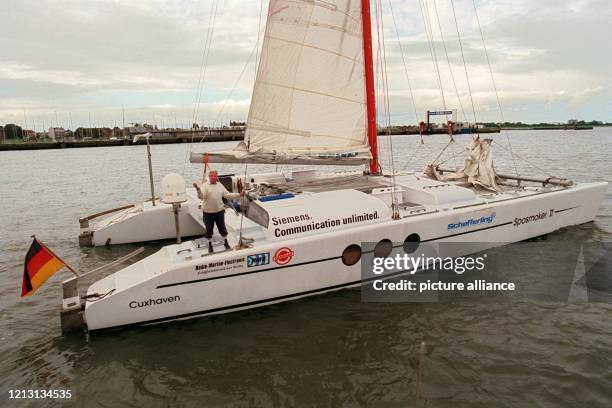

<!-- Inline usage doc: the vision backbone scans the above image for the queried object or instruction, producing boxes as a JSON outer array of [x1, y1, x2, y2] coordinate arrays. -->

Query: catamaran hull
[[80, 196, 205, 246], [83, 182, 606, 331]]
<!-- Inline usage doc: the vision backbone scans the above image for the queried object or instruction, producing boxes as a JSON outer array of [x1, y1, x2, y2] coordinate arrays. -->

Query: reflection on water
[[0, 129, 611, 406]]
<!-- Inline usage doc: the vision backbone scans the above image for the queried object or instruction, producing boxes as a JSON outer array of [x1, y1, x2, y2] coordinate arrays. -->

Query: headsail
[[191, 0, 372, 166]]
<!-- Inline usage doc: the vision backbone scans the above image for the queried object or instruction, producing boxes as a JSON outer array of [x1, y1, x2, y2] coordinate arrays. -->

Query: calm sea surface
[[0, 129, 610, 407]]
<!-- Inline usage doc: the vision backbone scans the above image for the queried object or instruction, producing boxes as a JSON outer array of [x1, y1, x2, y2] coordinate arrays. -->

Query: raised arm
[[193, 182, 207, 200]]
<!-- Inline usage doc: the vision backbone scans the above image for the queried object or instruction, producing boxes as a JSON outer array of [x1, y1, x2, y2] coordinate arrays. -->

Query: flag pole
[[31, 235, 80, 278]]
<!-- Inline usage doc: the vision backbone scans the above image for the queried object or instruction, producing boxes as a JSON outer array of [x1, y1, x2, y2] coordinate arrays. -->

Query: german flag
[[21, 238, 66, 297]]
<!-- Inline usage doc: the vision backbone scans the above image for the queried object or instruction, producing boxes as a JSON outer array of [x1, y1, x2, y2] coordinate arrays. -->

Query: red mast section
[[361, 0, 378, 174]]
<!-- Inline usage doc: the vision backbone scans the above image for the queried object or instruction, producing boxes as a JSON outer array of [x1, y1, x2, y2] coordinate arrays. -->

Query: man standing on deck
[[193, 170, 244, 252]]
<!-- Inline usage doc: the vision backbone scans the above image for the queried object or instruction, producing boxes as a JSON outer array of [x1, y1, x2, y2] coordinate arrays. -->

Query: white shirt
[[197, 182, 240, 213]]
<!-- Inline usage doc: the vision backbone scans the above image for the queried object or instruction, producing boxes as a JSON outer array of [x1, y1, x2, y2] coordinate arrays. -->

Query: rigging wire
[[419, 0, 447, 113], [416, 0, 458, 168], [237, 0, 265, 245], [418, 0, 477, 169], [423, 0, 462, 168], [211, 43, 258, 127], [448, 0, 478, 126], [431, 138, 455, 164], [376, 0, 400, 218], [192, 0, 219, 126], [493, 140, 551, 176], [471, 0, 519, 177], [391, 0, 450, 171], [182, 0, 220, 177], [432, 0, 468, 124], [387, 0, 425, 171], [449, 130, 458, 167], [191, 2, 266, 145], [387, 0, 419, 125]]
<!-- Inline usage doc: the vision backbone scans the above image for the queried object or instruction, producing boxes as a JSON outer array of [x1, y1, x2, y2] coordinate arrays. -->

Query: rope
[[436, 146, 461, 167], [380, 3, 396, 178], [471, 0, 519, 177], [188, 3, 266, 145], [419, 0, 447, 113], [431, 139, 454, 164], [450, 132, 458, 168], [211, 43, 258, 128], [237, 0, 264, 246], [403, 138, 424, 171], [449, 0, 478, 128], [387, 0, 419, 124], [83, 289, 115, 302], [432, 0, 468, 124], [192, 0, 219, 126], [388, 0, 427, 170], [182, 0, 220, 177], [493, 140, 552, 176], [375, 0, 399, 218]]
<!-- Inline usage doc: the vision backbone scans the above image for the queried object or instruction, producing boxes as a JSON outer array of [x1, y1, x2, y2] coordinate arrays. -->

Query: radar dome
[[161, 173, 187, 204]]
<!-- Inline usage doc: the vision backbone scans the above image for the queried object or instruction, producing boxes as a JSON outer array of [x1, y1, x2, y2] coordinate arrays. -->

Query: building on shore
[[48, 127, 66, 141], [112, 127, 124, 138], [74, 127, 112, 139]]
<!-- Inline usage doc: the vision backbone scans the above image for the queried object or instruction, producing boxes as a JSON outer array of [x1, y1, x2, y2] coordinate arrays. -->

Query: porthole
[[403, 233, 421, 253], [342, 244, 362, 266], [374, 239, 393, 258]]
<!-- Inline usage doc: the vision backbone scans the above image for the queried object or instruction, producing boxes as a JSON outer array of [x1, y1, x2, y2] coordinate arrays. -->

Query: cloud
[[376, 0, 611, 122], [0, 0, 610, 127]]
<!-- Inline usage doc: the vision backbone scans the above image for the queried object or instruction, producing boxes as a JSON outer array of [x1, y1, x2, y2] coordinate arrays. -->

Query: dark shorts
[[203, 210, 227, 239]]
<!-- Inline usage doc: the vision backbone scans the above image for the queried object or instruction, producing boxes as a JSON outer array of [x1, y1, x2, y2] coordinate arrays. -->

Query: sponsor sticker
[[247, 252, 270, 267], [448, 212, 496, 230], [271, 211, 380, 238], [195, 257, 245, 274], [273, 247, 294, 265]]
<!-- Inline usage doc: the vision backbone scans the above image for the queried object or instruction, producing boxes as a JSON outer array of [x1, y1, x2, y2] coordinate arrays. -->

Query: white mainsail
[[191, 0, 372, 165]]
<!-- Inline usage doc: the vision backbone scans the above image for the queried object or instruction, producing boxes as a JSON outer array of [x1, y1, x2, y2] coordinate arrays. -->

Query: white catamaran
[[63, 0, 606, 332]]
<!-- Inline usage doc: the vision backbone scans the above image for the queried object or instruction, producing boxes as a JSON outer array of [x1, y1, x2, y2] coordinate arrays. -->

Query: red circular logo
[[273, 247, 294, 265]]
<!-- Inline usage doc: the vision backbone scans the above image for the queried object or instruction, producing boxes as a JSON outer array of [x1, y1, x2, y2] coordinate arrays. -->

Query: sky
[[0, 0, 610, 130]]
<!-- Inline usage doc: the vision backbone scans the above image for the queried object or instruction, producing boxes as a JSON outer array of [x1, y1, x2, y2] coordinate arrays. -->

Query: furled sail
[[191, 0, 371, 165], [427, 137, 501, 191]]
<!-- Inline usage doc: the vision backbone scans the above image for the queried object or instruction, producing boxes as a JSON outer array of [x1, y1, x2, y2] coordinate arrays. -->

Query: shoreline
[[0, 132, 243, 151], [1, 125, 609, 151]]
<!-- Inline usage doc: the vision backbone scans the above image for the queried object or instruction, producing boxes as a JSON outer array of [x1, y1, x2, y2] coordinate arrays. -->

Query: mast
[[361, 0, 378, 174]]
